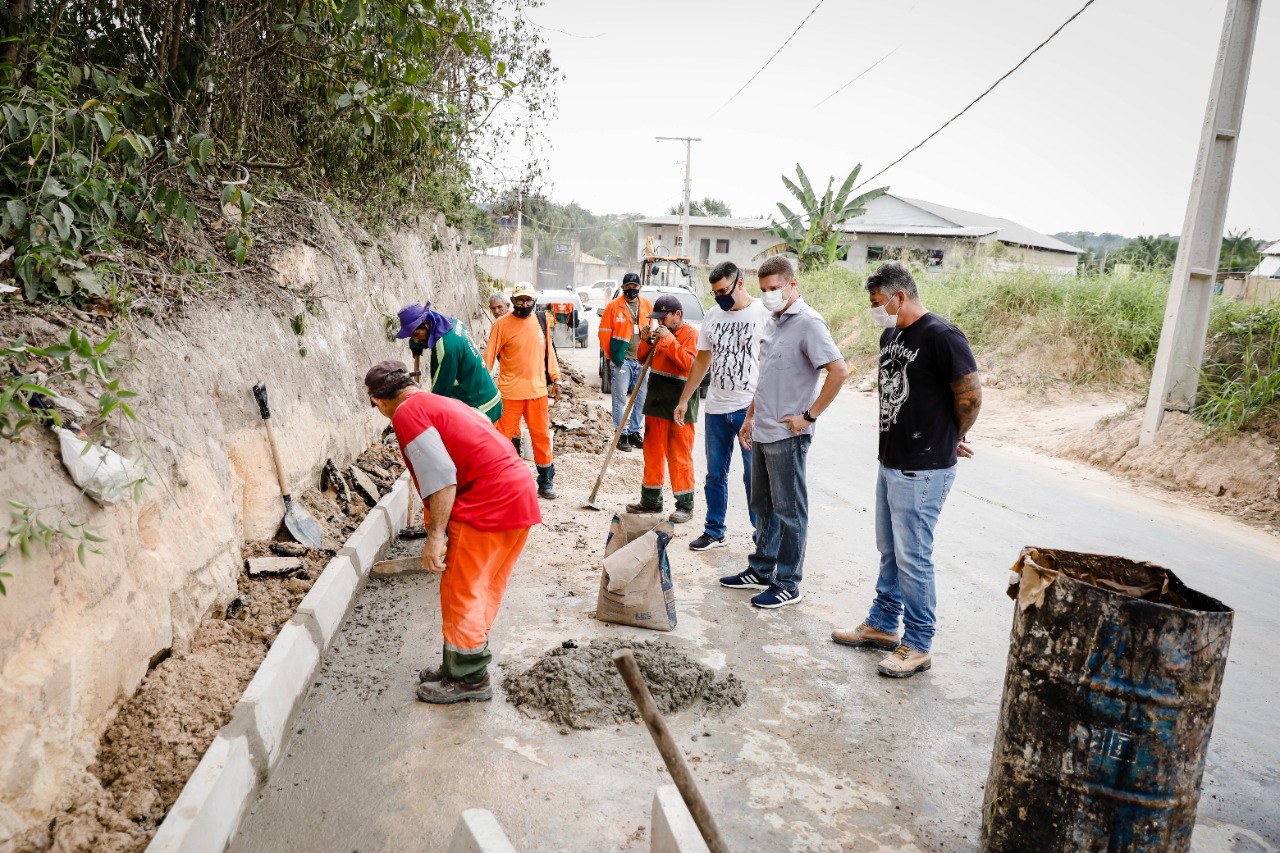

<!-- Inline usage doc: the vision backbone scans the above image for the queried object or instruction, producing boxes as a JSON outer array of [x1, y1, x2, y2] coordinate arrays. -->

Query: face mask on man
[[512, 303, 534, 318], [623, 287, 639, 301], [713, 278, 739, 311], [761, 283, 790, 313], [870, 293, 900, 329]]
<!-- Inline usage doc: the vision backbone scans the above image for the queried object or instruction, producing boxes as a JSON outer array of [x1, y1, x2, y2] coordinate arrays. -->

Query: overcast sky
[[495, 0, 1278, 240]]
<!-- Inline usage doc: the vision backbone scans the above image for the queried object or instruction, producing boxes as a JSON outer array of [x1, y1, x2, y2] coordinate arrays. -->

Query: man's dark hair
[[757, 256, 794, 282], [709, 261, 740, 286], [864, 261, 918, 300]]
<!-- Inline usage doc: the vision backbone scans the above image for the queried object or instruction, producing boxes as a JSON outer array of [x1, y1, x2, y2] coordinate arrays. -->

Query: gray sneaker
[[669, 508, 693, 524]]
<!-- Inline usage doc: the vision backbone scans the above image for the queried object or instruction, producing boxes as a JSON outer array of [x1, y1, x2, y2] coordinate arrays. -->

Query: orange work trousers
[[495, 396, 552, 466], [440, 520, 530, 681], [642, 415, 696, 508]]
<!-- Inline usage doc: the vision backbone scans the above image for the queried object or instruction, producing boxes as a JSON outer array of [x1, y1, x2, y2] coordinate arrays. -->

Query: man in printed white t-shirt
[[674, 261, 769, 551]]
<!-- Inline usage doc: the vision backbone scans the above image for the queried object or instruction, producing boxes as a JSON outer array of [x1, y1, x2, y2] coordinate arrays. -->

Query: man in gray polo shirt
[[719, 256, 849, 608]]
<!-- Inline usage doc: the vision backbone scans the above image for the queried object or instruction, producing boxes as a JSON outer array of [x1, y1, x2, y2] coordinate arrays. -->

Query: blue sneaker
[[719, 570, 769, 590], [750, 586, 804, 609]]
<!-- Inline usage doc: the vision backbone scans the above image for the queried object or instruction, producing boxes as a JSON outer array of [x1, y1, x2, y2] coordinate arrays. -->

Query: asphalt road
[[230, 324, 1279, 853]]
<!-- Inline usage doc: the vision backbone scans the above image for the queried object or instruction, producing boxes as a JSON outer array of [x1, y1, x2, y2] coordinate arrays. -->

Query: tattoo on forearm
[[951, 372, 982, 436]]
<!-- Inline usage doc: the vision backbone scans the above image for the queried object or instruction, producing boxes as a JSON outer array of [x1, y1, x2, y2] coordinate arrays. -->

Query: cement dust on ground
[[10, 445, 403, 853]]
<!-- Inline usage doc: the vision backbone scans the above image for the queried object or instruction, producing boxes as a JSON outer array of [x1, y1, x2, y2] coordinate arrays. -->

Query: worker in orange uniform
[[483, 281, 561, 499], [626, 294, 699, 523], [598, 273, 652, 452], [364, 361, 540, 704]]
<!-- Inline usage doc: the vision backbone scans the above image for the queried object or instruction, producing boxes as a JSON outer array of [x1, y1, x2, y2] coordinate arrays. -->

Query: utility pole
[[1140, 0, 1260, 445], [502, 186, 522, 285], [655, 136, 700, 257]]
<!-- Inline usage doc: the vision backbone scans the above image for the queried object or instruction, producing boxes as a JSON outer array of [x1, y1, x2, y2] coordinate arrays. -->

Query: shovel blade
[[283, 497, 324, 549]]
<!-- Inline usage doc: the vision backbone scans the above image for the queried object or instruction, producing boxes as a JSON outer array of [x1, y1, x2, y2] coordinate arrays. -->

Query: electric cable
[[854, 0, 1099, 190], [711, 0, 827, 116], [813, 45, 900, 108]]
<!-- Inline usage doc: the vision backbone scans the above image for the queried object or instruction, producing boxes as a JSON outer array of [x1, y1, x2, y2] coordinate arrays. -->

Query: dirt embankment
[[970, 384, 1280, 534], [11, 445, 403, 853]]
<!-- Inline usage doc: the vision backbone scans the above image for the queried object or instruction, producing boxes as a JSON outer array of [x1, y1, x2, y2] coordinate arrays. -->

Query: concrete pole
[[656, 136, 701, 257], [1140, 0, 1260, 445]]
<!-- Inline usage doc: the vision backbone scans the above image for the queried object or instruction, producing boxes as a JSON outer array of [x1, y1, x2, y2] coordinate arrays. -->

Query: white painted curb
[[146, 471, 410, 853], [446, 808, 519, 853], [651, 785, 711, 853]]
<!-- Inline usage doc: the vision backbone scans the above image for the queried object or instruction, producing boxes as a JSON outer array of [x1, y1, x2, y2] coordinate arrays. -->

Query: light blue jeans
[[610, 358, 647, 436], [865, 464, 957, 654], [703, 407, 755, 540]]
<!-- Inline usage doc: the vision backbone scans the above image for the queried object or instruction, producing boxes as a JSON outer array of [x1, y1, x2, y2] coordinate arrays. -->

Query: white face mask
[[870, 294, 899, 329], [761, 284, 790, 313]]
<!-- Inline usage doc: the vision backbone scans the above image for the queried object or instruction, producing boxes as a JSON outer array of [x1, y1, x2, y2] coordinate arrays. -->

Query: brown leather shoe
[[831, 623, 900, 651], [877, 644, 931, 678], [418, 665, 445, 683], [416, 674, 493, 704]]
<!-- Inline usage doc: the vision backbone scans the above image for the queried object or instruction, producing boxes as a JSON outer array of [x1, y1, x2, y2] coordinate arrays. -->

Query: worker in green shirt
[[395, 302, 503, 424]]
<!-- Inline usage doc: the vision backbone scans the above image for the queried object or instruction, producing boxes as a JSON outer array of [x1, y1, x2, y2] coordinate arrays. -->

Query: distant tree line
[[1056, 230, 1267, 275]]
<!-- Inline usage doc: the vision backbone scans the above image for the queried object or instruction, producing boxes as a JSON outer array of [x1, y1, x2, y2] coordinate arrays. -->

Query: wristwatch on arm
[[802, 409, 816, 424]]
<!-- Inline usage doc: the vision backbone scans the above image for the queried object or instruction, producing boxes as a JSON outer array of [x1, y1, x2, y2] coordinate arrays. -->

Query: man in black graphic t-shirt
[[830, 261, 981, 679]]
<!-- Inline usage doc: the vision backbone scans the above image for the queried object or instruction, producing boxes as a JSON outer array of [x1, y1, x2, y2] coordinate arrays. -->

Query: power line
[[854, 0, 1099, 190], [813, 45, 900, 109], [711, 0, 827, 116]]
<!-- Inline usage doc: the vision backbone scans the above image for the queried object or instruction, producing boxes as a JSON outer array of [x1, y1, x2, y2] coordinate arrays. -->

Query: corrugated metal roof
[[882, 196, 1081, 254], [636, 215, 773, 229], [638, 196, 1081, 255]]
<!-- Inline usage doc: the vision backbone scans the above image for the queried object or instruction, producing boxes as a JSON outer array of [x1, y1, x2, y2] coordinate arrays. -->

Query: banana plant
[[763, 163, 888, 270]]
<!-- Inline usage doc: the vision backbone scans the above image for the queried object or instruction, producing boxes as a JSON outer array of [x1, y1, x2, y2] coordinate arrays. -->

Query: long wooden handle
[[413, 353, 421, 384], [262, 416, 290, 498], [588, 346, 656, 504], [612, 649, 730, 853]]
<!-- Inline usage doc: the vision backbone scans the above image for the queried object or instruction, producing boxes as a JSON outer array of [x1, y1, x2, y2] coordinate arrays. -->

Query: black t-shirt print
[[877, 312, 978, 470]]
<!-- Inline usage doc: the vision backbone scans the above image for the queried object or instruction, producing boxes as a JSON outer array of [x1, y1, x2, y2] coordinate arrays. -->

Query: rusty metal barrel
[[981, 547, 1233, 853]]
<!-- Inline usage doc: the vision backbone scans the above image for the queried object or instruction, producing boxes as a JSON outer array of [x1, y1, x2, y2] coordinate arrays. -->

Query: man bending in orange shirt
[[483, 281, 561, 499]]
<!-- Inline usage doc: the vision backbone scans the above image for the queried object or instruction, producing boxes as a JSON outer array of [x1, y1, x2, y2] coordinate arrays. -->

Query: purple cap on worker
[[647, 294, 683, 318], [395, 303, 430, 339], [365, 360, 409, 397]]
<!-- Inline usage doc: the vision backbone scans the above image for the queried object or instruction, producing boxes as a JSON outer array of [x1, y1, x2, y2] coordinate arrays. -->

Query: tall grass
[[798, 263, 1280, 395], [1195, 305, 1280, 436]]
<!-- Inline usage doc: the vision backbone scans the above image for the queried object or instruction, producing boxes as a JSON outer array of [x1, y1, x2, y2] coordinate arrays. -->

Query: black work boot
[[416, 674, 493, 704], [536, 463, 557, 500], [511, 436, 522, 457]]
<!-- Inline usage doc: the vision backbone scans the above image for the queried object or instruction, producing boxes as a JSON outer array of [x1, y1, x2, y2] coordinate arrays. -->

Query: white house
[[637, 194, 1081, 275]]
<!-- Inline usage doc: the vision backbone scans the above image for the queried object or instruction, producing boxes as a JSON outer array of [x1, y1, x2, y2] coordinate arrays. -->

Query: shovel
[[252, 382, 323, 549], [583, 344, 656, 510]]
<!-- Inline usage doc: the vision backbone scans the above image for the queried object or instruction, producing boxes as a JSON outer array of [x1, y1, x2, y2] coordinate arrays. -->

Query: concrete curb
[[651, 785, 711, 853], [147, 471, 411, 853], [446, 808, 519, 853]]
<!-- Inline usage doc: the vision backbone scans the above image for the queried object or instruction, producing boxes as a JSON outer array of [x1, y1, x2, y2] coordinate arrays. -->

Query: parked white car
[[597, 285, 709, 397], [577, 279, 617, 307]]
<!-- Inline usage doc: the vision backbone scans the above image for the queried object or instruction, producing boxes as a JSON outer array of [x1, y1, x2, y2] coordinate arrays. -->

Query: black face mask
[[623, 288, 639, 301], [512, 304, 534, 318], [714, 279, 739, 311]]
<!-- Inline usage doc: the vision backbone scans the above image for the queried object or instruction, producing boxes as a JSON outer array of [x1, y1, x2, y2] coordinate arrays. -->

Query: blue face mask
[[714, 279, 738, 311]]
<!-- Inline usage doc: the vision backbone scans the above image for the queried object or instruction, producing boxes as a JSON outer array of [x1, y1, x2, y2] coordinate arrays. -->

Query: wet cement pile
[[552, 362, 614, 455], [503, 638, 747, 731], [11, 441, 403, 853]]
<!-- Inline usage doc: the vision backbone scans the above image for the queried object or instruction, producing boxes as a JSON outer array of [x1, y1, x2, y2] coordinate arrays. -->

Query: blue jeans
[[610, 358, 647, 436], [865, 464, 957, 654], [746, 435, 810, 595], [703, 408, 755, 539]]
